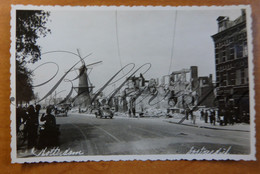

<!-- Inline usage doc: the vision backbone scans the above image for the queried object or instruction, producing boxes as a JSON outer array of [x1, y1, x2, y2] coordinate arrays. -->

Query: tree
[[16, 10, 51, 63], [16, 60, 34, 104], [16, 10, 51, 104]]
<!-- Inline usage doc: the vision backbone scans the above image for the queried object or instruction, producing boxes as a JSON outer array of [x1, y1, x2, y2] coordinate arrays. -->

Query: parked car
[[94, 105, 113, 119], [55, 107, 67, 117]]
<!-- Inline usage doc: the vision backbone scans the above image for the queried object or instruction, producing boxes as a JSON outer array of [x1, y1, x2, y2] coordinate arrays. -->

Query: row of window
[[215, 43, 248, 64], [215, 32, 247, 48], [216, 68, 249, 86], [216, 63, 234, 71], [217, 60, 248, 72]]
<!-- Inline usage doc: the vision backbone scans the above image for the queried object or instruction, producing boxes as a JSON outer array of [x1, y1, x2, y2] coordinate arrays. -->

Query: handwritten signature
[[186, 146, 231, 154], [31, 147, 84, 157]]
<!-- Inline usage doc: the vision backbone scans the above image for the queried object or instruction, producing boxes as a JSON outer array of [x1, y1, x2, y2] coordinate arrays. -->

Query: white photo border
[[10, 5, 256, 163]]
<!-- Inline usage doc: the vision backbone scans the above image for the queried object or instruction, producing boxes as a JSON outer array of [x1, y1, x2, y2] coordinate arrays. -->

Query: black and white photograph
[[10, 5, 255, 163]]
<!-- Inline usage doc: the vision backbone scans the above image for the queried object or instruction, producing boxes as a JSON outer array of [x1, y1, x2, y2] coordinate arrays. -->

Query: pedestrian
[[230, 109, 235, 125], [17, 107, 27, 131], [40, 107, 56, 131], [204, 110, 208, 123], [189, 109, 193, 120], [223, 109, 228, 125], [200, 109, 204, 120], [132, 107, 136, 117], [128, 101, 132, 117], [39, 107, 57, 147], [211, 110, 216, 125], [227, 109, 232, 125], [192, 111, 196, 124], [132, 97, 136, 117], [27, 105, 38, 149], [35, 104, 41, 118], [185, 108, 189, 120]]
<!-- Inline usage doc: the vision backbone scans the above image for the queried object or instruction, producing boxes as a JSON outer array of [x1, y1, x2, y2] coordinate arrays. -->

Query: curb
[[71, 113, 250, 132], [164, 120, 250, 132]]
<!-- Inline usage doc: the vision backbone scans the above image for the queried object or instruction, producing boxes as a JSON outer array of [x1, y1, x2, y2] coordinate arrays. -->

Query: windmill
[[72, 59, 102, 107]]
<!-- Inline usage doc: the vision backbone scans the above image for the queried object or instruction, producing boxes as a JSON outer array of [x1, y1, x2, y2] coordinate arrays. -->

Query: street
[[55, 113, 250, 155]]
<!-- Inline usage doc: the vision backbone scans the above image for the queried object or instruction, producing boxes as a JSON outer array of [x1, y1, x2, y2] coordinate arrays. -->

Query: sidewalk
[[72, 111, 250, 132], [164, 117, 250, 132]]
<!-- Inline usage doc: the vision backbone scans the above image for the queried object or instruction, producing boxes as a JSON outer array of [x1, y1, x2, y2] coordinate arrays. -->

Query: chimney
[[209, 74, 212, 84], [217, 16, 229, 32], [190, 66, 198, 90], [241, 9, 246, 21]]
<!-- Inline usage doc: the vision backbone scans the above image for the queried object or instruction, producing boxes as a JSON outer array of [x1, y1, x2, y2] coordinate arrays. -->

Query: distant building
[[117, 66, 215, 114], [168, 67, 194, 108], [197, 74, 215, 107], [211, 9, 249, 122], [124, 74, 147, 95], [168, 66, 215, 108]]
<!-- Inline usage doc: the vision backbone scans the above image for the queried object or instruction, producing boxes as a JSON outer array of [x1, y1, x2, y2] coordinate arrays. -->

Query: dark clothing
[[224, 110, 228, 125], [40, 114, 56, 129], [39, 113, 58, 148], [132, 107, 136, 117], [210, 111, 216, 125], [205, 112, 208, 123], [200, 111, 204, 120], [185, 109, 189, 120], [128, 107, 136, 117], [27, 111, 39, 148]]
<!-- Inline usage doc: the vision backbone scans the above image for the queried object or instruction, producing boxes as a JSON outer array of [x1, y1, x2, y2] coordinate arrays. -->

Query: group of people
[[185, 108, 196, 124], [200, 109, 217, 125], [16, 104, 57, 149], [218, 108, 238, 125], [200, 108, 240, 126]]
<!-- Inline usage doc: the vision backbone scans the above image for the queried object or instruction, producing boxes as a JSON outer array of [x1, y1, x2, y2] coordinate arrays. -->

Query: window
[[236, 69, 241, 85], [243, 42, 248, 57], [221, 73, 227, 86], [222, 51, 226, 62], [227, 72, 230, 86], [235, 44, 243, 58], [241, 69, 245, 84], [229, 46, 235, 60], [228, 71, 234, 86]]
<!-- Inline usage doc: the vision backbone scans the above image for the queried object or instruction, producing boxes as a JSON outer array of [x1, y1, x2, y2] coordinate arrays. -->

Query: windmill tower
[[74, 65, 94, 107], [73, 59, 103, 107]]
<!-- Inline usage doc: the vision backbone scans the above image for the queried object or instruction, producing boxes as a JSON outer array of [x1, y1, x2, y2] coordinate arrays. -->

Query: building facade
[[211, 9, 249, 122], [197, 74, 215, 107]]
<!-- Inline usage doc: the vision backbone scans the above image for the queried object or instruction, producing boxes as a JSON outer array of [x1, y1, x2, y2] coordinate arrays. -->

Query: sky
[[25, 6, 243, 100]]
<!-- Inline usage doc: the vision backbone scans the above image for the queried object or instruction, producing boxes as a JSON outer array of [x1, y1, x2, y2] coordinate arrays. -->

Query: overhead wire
[[115, 10, 125, 75], [168, 10, 178, 75]]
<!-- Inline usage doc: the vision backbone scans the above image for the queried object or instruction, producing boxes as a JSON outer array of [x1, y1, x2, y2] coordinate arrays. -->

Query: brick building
[[211, 9, 249, 122]]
